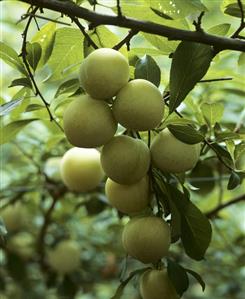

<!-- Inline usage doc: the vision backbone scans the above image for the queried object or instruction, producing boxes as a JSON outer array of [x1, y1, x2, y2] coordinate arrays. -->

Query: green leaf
[[201, 102, 224, 126], [167, 259, 189, 296], [0, 119, 38, 145], [55, 79, 80, 98], [168, 124, 204, 144], [47, 28, 84, 81], [208, 23, 231, 36], [0, 99, 23, 116], [169, 186, 212, 260], [224, 2, 245, 18], [221, 88, 245, 97], [143, 33, 179, 55], [0, 218, 7, 237], [169, 42, 213, 113], [185, 268, 205, 291], [32, 22, 56, 66], [25, 104, 45, 112], [134, 55, 161, 87], [26, 42, 42, 71], [150, 7, 173, 20], [234, 142, 245, 161], [8, 78, 32, 89], [0, 42, 26, 75], [209, 143, 235, 169], [227, 171, 241, 190], [238, 52, 245, 66]]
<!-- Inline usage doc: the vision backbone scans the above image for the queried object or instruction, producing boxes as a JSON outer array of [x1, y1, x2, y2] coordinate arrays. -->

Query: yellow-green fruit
[[122, 216, 171, 263], [1, 204, 28, 232], [140, 269, 179, 299], [7, 232, 34, 259], [60, 147, 104, 192], [79, 48, 130, 99], [101, 135, 150, 184], [150, 128, 200, 173], [113, 79, 164, 131], [44, 157, 62, 181], [47, 240, 80, 274], [105, 176, 150, 214], [63, 95, 117, 148]]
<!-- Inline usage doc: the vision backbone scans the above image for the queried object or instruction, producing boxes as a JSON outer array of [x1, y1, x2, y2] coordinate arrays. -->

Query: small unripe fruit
[[60, 147, 104, 192], [122, 216, 171, 263], [7, 232, 34, 259], [63, 95, 117, 148], [101, 135, 150, 184], [47, 240, 80, 274], [113, 79, 164, 131], [105, 176, 150, 214], [79, 48, 130, 99], [44, 157, 62, 181], [140, 269, 179, 299], [1, 204, 28, 232], [150, 128, 200, 173]]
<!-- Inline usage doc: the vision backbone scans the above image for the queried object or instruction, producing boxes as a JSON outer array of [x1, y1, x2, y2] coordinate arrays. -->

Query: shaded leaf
[[25, 104, 45, 112], [47, 28, 84, 81], [32, 22, 56, 66], [26, 42, 42, 71], [227, 171, 241, 190], [0, 218, 7, 237], [8, 78, 32, 89], [168, 124, 204, 144], [143, 33, 179, 55], [209, 143, 235, 168], [0, 119, 38, 145], [169, 42, 213, 113], [238, 52, 245, 65], [134, 55, 161, 87], [185, 268, 205, 291], [0, 99, 23, 116], [201, 102, 224, 126], [150, 7, 173, 20], [167, 259, 189, 296], [0, 42, 26, 75], [208, 23, 231, 36], [55, 79, 80, 98], [224, 2, 245, 18]]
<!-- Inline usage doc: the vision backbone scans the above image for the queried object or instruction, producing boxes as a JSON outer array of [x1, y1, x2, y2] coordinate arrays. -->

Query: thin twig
[[72, 17, 98, 49], [113, 29, 139, 51], [193, 11, 205, 32], [19, 13, 71, 25], [20, 7, 64, 132], [206, 193, 245, 218], [199, 77, 233, 83], [116, 0, 122, 18], [231, 0, 245, 38]]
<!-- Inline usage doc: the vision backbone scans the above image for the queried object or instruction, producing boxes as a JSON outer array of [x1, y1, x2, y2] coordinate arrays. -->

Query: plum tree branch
[[19, 0, 245, 52], [206, 193, 245, 218]]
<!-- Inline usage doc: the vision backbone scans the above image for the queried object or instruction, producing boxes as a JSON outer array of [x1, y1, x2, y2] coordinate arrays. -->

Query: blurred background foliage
[[0, 0, 245, 298]]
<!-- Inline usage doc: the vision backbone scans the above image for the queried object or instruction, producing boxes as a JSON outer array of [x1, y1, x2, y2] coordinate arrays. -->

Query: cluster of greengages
[[57, 48, 201, 299]]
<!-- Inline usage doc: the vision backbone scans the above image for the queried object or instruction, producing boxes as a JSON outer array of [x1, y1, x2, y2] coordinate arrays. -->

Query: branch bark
[[20, 0, 245, 52], [206, 193, 245, 219]]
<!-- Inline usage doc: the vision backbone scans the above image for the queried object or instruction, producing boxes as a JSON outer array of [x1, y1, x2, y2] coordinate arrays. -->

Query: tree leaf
[[47, 28, 84, 81], [169, 42, 213, 113], [0, 218, 7, 237], [150, 7, 173, 20], [208, 23, 231, 36], [143, 33, 179, 55], [0, 99, 23, 116], [134, 55, 161, 87], [201, 102, 224, 126], [168, 124, 204, 144], [8, 78, 32, 89], [185, 268, 205, 291], [224, 2, 245, 18], [32, 22, 56, 66], [168, 186, 212, 260], [167, 259, 189, 296], [55, 79, 80, 98], [0, 119, 38, 145], [209, 143, 235, 169], [0, 42, 27, 75], [26, 42, 42, 71], [227, 171, 241, 190], [238, 52, 245, 66]]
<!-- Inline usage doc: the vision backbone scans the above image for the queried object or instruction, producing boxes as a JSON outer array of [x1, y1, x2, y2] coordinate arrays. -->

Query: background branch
[[19, 0, 245, 52]]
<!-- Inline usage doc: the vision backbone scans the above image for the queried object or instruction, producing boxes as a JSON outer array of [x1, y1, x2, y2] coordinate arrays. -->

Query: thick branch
[[20, 0, 245, 52], [206, 193, 245, 218]]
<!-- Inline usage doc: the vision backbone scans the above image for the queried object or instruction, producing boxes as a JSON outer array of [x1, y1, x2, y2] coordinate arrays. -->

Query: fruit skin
[[47, 240, 81, 274], [113, 79, 164, 131], [60, 147, 104, 192], [150, 128, 200, 173], [101, 135, 150, 184], [63, 94, 117, 148], [79, 48, 130, 99], [105, 176, 150, 214], [140, 269, 179, 299], [1, 204, 28, 232], [122, 216, 171, 263], [7, 232, 34, 260]]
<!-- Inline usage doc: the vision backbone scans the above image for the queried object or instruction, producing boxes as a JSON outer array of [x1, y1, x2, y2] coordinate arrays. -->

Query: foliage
[[0, 0, 245, 299]]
